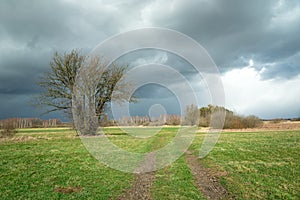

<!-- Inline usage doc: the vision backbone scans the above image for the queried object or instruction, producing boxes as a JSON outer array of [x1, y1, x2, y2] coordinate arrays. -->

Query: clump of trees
[[223, 113, 262, 129], [199, 105, 231, 127], [198, 104, 262, 129]]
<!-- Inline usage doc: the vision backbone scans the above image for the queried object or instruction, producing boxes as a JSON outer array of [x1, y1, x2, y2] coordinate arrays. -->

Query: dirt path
[[116, 150, 229, 200], [115, 153, 156, 200], [186, 151, 229, 200]]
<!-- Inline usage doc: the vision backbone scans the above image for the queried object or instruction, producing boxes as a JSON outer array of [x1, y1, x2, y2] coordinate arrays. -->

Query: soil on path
[[115, 152, 156, 200], [186, 151, 229, 200]]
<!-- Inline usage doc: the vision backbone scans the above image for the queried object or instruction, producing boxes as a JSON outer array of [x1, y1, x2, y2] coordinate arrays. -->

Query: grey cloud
[[260, 52, 300, 79], [0, 93, 65, 120], [143, 0, 300, 78], [117, 49, 198, 78]]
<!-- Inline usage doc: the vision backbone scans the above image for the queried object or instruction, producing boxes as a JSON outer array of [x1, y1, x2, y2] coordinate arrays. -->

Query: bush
[[243, 115, 263, 128], [165, 115, 181, 126], [224, 114, 262, 129], [291, 117, 300, 121], [199, 117, 209, 127], [0, 120, 17, 137]]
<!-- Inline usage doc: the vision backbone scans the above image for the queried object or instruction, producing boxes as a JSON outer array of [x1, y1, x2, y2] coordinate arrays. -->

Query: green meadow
[[0, 127, 299, 199]]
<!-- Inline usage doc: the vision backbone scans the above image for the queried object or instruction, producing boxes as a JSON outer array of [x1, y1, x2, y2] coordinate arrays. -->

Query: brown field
[[222, 120, 300, 132]]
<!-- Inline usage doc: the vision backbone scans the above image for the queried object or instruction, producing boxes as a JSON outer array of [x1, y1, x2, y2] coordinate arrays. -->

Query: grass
[[190, 130, 300, 199], [152, 156, 205, 200], [0, 128, 134, 199], [103, 127, 178, 153], [0, 127, 299, 199]]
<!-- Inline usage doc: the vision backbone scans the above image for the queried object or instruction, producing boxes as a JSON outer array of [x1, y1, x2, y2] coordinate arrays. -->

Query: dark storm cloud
[[0, 0, 127, 119], [129, 97, 181, 117], [0, 49, 51, 94], [0, 0, 299, 119]]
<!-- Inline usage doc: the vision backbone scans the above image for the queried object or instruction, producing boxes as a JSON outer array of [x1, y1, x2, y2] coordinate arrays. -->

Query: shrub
[[243, 115, 263, 128], [224, 114, 262, 129]]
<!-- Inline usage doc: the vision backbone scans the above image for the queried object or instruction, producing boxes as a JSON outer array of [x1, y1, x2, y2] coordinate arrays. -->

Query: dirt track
[[186, 152, 229, 200], [115, 153, 156, 200], [115, 151, 229, 200]]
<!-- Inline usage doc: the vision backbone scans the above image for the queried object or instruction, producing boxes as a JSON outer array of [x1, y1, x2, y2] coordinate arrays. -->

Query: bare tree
[[36, 49, 133, 125], [95, 62, 130, 121], [37, 50, 83, 117], [184, 104, 199, 126]]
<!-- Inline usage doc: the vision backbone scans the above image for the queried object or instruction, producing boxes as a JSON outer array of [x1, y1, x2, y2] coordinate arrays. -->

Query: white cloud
[[222, 66, 300, 118], [249, 59, 254, 67]]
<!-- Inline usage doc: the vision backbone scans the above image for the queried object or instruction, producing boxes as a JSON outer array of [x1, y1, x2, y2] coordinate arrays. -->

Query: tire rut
[[115, 152, 156, 200], [186, 151, 229, 200]]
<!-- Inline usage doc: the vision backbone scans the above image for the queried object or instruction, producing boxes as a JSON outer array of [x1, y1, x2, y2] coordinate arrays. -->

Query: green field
[[0, 127, 299, 199]]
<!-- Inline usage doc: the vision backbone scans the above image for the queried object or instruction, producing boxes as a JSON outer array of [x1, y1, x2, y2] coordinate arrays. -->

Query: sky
[[0, 0, 300, 120]]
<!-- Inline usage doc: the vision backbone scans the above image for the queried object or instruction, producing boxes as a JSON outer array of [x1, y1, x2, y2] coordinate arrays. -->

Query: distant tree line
[[98, 104, 262, 129], [103, 114, 182, 127], [0, 104, 262, 136], [0, 118, 64, 137], [0, 118, 62, 129]]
